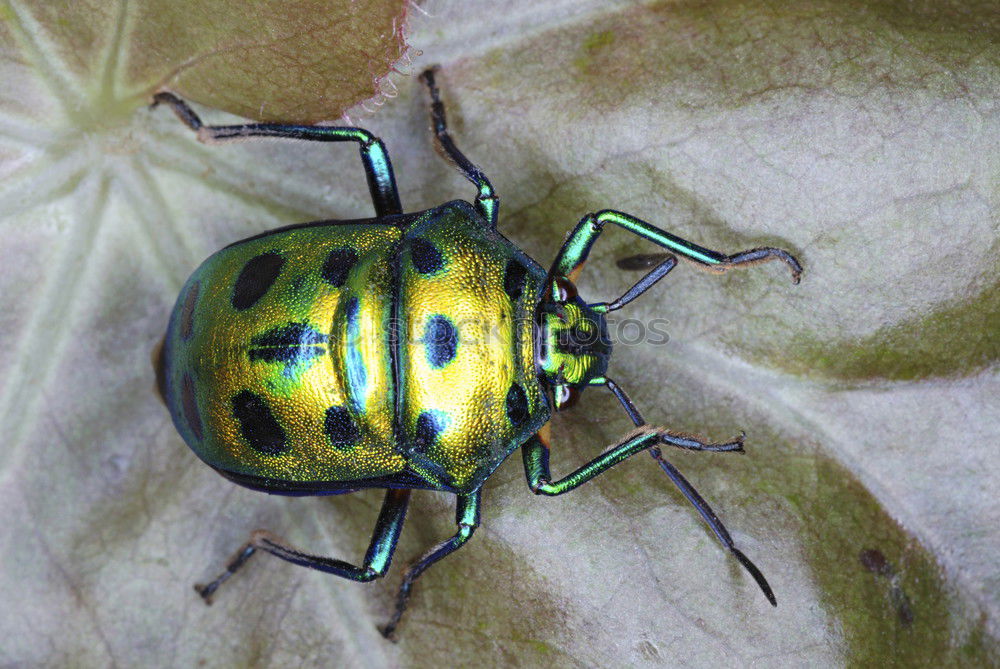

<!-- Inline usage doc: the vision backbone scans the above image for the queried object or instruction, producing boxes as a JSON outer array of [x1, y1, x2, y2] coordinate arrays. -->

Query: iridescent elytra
[[155, 67, 802, 638]]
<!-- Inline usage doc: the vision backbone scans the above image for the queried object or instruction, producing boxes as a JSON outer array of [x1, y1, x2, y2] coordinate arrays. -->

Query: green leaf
[[1, 0, 997, 665]]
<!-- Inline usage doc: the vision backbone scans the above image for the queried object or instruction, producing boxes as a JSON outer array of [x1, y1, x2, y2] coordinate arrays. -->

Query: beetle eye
[[553, 384, 580, 411], [550, 275, 578, 303]]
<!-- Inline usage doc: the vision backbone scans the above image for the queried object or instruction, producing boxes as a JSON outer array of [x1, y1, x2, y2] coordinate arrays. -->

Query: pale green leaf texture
[[1, 0, 998, 666]]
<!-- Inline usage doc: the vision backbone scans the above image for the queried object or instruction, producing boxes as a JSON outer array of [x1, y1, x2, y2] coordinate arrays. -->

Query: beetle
[[154, 67, 801, 638]]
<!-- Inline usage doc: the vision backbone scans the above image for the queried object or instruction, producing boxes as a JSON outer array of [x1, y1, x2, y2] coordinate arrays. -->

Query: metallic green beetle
[[155, 68, 801, 637]]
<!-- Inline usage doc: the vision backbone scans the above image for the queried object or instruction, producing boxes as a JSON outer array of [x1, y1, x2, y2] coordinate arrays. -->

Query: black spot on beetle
[[424, 315, 458, 368], [181, 373, 203, 440], [325, 406, 359, 450], [506, 383, 529, 428], [503, 259, 527, 301], [180, 281, 199, 341], [413, 411, 443, 454], [321, 247, 359, 287], [248, 322, 328, 364], [231, 390, 287, 455], [232, 252, 285, 310], [411, 238, 444, 274]]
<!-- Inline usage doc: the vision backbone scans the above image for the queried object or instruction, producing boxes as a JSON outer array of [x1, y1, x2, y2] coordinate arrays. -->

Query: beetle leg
[[194, 489, 410, 602], [521, 430, 775, 606], [150, 92, 403, 217], [553, 209, 801, 284], [523, 426, 673, 495], [379, 490, 481, 640], [419, 67, 498, 227]]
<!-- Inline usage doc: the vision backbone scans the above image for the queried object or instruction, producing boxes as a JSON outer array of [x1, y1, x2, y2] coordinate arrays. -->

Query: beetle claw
[[193, 583, 215, 605], [377, 624, 400, 642]]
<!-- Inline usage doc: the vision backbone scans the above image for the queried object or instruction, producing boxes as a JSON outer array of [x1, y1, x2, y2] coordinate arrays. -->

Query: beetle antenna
[[650, 449, 777, 606], [604, 377, 646, 424], [600, 378, 772, 604], [595, 254, 677, 313]]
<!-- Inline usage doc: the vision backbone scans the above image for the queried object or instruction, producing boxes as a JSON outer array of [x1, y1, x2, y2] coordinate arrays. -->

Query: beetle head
[[535, 275, 612, 411]]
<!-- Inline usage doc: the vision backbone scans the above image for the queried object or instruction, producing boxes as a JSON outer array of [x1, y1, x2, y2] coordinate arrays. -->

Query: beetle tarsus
[[614, 243, 803, 284], [193, 582, 215, 604], [418, 66, 498, 226], [378, 580, 413, 641], [647, 425, 746, 453], [151, 91, 204, 131], [192, 542, 257, 604], [723, 247, 803, 284]]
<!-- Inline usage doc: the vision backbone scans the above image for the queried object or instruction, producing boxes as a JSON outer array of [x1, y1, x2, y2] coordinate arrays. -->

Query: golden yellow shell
[[161, 202, 550, 494]]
